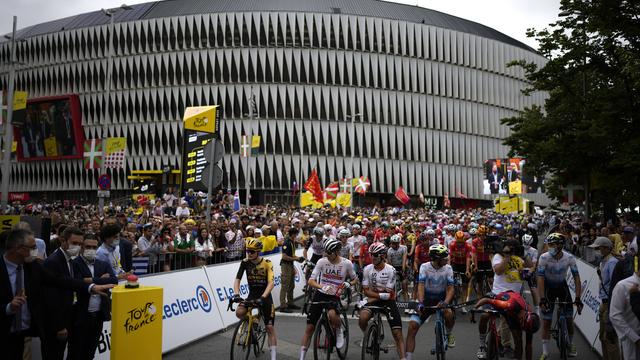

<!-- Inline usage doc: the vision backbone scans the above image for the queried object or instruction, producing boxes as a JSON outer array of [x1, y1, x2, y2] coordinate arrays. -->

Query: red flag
[[394, 186, 410, 205], [325, 182, 339, 199], [304, 168, 324, 203]]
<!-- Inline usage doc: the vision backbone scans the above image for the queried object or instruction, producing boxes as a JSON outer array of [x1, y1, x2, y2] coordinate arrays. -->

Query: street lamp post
[[0, 16, 18, 211], [98, 4, 132, 215]]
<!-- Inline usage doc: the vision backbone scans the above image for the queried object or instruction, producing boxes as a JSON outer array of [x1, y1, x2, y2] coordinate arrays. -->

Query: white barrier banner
[[566, 256, 603, 356]]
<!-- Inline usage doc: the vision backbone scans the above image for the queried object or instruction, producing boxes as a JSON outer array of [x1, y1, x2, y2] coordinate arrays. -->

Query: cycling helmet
[[381, 221, 390, 228], [245, 238, 263, 251], [455, 231, 465, 242], [495, 223, 504, 230], [323, 224, 333, 231], [522, 234, 534, 246], [545, 232, 566, 245], [429, 244, 449, 259], [323, 238, 342, 253], [478, 225, 489, 235], [338, 229, 351, 238], [352, 224, 361, 230], [522, 311, 541, 333], [426, 229, 436, 236], [369, 242, 388, 256], [313, 227, 325, 236], [469, 228, 478, 236], [390, 234, 402, 243]]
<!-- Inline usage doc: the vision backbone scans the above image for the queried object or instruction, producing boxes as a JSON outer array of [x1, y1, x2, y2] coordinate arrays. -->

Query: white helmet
[[523, 234, 534, 246], [323, 238, 342, 253], [338, 229, 351, 238], [469, 228, 477, 235], [426, 229, 436, 236], [390, 234, 402, 243]]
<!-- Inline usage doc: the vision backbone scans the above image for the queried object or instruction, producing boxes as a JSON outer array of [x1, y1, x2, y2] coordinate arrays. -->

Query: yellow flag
[[300, 192, 323, 208], [11, 141, 17, 153], [183, 106, 217, 133], [336, 193, 352, 207], [13, 91, 27, 111], [251, 135, 261, 154]]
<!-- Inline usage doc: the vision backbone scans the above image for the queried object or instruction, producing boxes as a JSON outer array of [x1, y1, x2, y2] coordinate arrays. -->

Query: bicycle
[[470, 308, 502, 360], [358, 304, 393, 360], [424, 304, 455, 360], [470, 269, 494, 323], [311, 299, 350, 360], [227, 297, 267, 360], [550, 301, 575, 360], [302, 260, 316, 315], [452, 271, 466, 309]]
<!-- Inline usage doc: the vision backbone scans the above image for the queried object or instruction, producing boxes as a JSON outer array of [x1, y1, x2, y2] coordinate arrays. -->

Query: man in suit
[[487, 163, 503, 194], [0, 229, 114, 360], [68, 234, 117, 360], [41, 226, 86, 360]]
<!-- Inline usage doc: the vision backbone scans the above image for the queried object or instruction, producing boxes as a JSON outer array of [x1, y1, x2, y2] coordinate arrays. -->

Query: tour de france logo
[[124, 302, 158, 334]]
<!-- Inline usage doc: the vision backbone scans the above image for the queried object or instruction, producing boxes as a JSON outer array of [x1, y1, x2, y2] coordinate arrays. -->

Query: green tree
[[502, 0, 640, 219]]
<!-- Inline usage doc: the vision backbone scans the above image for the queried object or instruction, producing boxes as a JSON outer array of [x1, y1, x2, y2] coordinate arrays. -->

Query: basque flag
[[233, 190, 241, 211]]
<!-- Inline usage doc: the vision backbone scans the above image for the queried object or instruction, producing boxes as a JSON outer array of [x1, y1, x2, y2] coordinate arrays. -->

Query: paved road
[[165, 297, 601, 360]]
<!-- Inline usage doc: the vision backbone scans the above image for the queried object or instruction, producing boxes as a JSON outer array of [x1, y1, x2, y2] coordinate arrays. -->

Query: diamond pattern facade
[[0, 9, 547, 200]]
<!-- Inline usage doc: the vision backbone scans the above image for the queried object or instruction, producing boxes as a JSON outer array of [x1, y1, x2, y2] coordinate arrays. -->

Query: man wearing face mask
[[96, 224, 127, 279], [537, 233, 583, 360], [0, 229, 114, 360], [68, 234, 118, 360], [42, 226, 85, 360], [587, 237, 620, 359]]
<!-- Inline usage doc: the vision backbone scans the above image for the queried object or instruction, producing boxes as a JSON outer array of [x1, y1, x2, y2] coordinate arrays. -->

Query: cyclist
[[359, 231, 375, 271], [338, 228, 353, 261], [299, 239, 355, 359], [448, 230, 472, 313], [359, 242, 407, 360], [475, 290, 541, 360], [472, 225, 493, 296], [405, 244, 456, 360], [388, 234, 409, 301], [537, 233, 583, 359], [522, 234, 540, 313], [349, 224, 365, 273], [303, 227, 326, 275], [233, 238, 278, 360]]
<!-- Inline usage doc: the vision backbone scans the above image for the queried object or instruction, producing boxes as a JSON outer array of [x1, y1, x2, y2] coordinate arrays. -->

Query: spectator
[[173, 224, 195, 270], [137, 223, 161, 273], [15, 222, 47, 260], [194, 228, 215, 266], [162, 187, 178, 215], [68, 234, 117, 360], [96, 224, 126, 279], [225, 219, 244, 262], [609, 258, 640, 360], [175, 201, 191, 218], [588, 237, 620, 359], [622, 226, 638, 256]]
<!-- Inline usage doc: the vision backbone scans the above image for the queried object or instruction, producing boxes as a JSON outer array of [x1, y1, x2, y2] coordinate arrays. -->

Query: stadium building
[[0, 0, 548, 206]]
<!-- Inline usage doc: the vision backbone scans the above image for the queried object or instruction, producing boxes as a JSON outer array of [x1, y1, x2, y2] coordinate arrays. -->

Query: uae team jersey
[[305, 236, 325, 256], [418, 262, 455, 301], [310, 257, 356, 295], [362, 263, 397, 301], [387, 245, 407, 268], [536, 250, 579, 289]]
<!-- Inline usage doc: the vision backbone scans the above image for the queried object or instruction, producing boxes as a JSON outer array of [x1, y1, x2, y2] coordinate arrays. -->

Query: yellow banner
[[509, 180, 523, 195], [13, 91, 27, 111], [300, 192, 323, 208], [111, 285, 163, 360], [336, 193, 352, 207], [183, 106, 217, 133], [44, 136, 58, 157], [0, 215, 20, 234], [106, 137, 126, 154], [11, 141, 17, 153], [251, 135, 261, 148]]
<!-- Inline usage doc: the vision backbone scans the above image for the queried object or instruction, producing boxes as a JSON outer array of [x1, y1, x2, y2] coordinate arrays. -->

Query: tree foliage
[[502, 0, 640, 211]]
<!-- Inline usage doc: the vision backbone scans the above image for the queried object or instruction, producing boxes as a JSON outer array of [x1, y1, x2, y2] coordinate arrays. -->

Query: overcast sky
[[0, 0, 561, 50]]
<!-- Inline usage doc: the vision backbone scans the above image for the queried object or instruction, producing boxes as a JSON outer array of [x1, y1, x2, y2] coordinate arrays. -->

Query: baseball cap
[[623, 226, 635, 233], [588, 237, 613, 249]]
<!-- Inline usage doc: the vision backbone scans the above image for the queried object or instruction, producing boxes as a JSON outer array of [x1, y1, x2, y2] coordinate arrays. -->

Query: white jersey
[[524, 246, 539, 264], [387, 245, 407, 268], [362, 263, 396, 301], [537, 250, 579, 289], [311, 257, 356, 295], [418, 262, 454, 301], [349, 235, 366, 257], [339, 241, 353, 259], [306, 236, 325, 256]]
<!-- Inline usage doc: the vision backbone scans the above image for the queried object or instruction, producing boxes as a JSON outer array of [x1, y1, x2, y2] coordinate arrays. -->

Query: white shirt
[[175, 206, 191, 217], [491, 254, 525, 293], [83, 257, 102, 313], [610, 274, 640, 360]]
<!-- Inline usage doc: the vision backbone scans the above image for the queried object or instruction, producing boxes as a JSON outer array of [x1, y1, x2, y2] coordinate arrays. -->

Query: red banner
[[304, 168, 324, 204], [394, 186, 410, 205]]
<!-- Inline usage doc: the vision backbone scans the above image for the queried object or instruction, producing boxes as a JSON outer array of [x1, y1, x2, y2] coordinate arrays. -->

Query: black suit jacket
[[0, 256, 90, 347], [71, 257, 117, 321], [118, 239, 133, 272], [43, 249, 77, 335]]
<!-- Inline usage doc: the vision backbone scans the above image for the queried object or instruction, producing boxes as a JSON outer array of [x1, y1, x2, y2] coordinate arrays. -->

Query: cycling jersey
[[339, 241, 353, 259], [417, 262, 455, 301], [488, 291, 529, 330], [362, 263, 396, 300], [448, 241, 471, 266], [472, 237, 491, 262], [349, 235, 366, 257], [305, 236, 325, 256], [310, 257, 356, 296], [360, 243, 373, 266], [524, 246, 538, 264], [387, 245, 407, 268], [235, 258, 274, 298], [536, 250, 579, 289], [414, 243, 431, 267]]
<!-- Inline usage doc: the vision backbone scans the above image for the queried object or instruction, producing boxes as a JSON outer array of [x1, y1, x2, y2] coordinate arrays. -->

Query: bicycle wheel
[[361, 322, 380, 360], [337, 310, 349, 359], [559, 318, 568, 360], [230, 320, 252, 360], [435, 322, 446, 360], [486, 326, 500, 360], [313, 317, 333, 360], [253, 323, 267, 357]]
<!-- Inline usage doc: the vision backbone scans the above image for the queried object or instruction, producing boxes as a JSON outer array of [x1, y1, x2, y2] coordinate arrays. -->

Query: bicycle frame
[[359, 304, 389, 359], [227, 298, 266, 360], [551, 301, 574, 360], [471, 308, 501, 360], [425, 305, 452, 359], [311, 300, 348, 360]]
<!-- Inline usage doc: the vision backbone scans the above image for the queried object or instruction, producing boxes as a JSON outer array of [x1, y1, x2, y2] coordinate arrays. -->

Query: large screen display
[[483, 158, 545, 195], [14, 95, 84, 161]]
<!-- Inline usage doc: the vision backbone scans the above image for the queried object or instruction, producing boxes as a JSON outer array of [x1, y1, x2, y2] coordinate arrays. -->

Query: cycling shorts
[[242, 294, 275, 326], [360, 300, 403, 329], [541, 286, 573, 321], [307, 291, 341, 325]]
